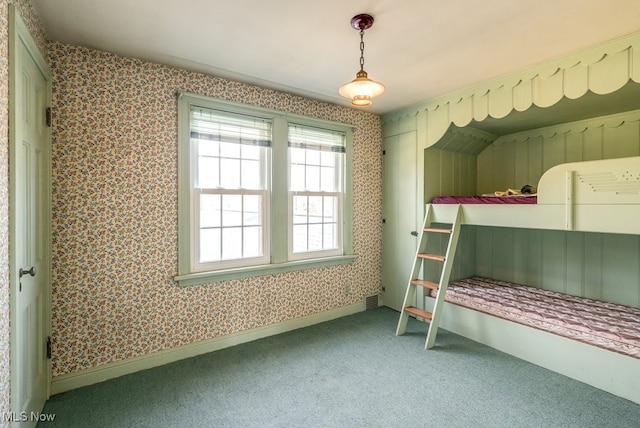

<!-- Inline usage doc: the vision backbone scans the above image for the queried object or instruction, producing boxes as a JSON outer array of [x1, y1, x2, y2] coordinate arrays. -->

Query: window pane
[[323, 224, 337, 249], [222, 227, 242, 259], [293, 196, 307, 224], [220, 158, 241, 188], [200, 194, 221, 228], [306, 149, 320, 165], [242, 144, 261, 160], [308, 224, 323, 251], [293, 224, 307, 253], [306, 166, 320, 191], [290, 147, 305, 164], [220, 141, 240, 158], [200, 228, 221, 262], [308, 196, 322, 223], [198, 156, 220, 189], [320, 166, 335, 192], [320, 151, 335, 167], [243, 226, 262, 258], [222, 195, 242, 226], [241, 159, 262, 189], [290, 164, 305, 191], [323, 197, 336, 222], [198, 139, 219, 157], [243, 195, 261, 226]]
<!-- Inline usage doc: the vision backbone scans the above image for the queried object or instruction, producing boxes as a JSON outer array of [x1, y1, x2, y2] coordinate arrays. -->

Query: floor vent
[[365, 295, 379, 310]]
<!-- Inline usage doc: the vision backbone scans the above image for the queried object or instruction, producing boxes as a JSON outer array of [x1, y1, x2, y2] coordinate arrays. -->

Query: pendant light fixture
[[339, 14, 385, 107]]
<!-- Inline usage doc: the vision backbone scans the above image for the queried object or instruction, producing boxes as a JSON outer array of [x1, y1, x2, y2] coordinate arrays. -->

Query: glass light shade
[[339, 70, 385, 107]]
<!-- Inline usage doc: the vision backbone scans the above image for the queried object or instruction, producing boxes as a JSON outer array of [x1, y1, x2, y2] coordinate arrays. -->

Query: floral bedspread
[[433, 277, 640, 359]]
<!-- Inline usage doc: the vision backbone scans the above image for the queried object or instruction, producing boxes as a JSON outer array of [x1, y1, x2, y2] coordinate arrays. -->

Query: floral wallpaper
[[48, 42, 382, 376], [0, 0, 47, 421]]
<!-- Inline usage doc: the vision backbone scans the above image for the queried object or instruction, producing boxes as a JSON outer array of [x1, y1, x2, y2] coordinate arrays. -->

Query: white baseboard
[[51, 303, 364, 395]]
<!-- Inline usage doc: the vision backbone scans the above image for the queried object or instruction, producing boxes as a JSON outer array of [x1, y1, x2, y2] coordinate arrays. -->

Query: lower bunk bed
[[425, 277, 640, 404]]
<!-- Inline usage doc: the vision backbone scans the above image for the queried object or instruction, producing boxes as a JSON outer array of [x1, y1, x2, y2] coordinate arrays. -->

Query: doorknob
[[19, 266, 36, 278], [410, 231, 418, 236]]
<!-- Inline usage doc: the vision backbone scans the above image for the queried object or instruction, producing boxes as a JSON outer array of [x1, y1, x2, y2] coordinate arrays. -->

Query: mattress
[[432, 277, 640, 359], [431, 195, 537, 204]]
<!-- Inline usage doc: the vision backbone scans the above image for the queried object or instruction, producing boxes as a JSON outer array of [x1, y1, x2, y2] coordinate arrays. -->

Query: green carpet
[[39, 307, 640, 427]]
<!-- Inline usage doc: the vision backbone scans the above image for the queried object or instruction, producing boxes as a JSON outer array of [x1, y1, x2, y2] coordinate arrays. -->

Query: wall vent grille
[[365, 295, 379, 310]]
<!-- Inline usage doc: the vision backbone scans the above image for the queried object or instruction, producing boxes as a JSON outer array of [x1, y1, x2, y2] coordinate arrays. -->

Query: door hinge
[[45, 107, 52, 127], [46, 336, 52, 359]]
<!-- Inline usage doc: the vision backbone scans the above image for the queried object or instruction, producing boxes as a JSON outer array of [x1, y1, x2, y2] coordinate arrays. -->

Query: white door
[[10, 7, 51, 425], [382, 132, 418, 311]]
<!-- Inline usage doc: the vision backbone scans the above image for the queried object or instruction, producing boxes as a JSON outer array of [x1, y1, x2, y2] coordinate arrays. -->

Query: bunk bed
[[382, 31, 640, 404], [422, 155, 640, 404], [428, 155, 640, 235]]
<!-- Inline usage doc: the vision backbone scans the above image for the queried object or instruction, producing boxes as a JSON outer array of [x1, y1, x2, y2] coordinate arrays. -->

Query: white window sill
[[174, 255, 357, 286]]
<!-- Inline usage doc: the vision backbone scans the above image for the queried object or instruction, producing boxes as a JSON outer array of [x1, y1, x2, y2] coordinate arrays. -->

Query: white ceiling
[[32, 0, 640, 115]]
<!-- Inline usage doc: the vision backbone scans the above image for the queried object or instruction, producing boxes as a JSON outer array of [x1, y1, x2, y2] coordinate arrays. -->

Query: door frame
[[8, 4, 53, 412]]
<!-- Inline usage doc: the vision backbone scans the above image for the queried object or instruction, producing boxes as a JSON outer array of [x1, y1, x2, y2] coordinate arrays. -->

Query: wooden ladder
[[395, 204, 462, 349]]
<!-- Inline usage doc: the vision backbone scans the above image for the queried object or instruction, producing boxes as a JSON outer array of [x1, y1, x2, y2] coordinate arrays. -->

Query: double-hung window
[[190, 107, 271, 271], [288, 124, 344, 259], [176, 93, 354, 285]]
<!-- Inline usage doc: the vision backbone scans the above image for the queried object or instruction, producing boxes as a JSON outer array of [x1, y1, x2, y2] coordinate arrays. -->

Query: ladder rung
[[418, 253, 446, 262], [403, 306, 433, 320], [411, 279, 439, 291], [424, 227, 452, 234]]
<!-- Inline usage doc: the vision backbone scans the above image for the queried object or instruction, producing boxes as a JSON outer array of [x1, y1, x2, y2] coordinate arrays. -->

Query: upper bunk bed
[[429, 155, 640, 235], [380, 32, 640, 237], [382, 32, 640, 227]]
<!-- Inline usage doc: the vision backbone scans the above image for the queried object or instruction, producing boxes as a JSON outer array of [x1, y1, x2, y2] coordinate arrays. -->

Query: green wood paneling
[[474, 227, 493, 278], [477, 149, 492, 194], [565, 233, 584, 297], [477, 111, 640, 192], [583, 127, 603, 161], [425, 149, 477, 200], [527, 136, 543, 186], [463, 229, 640, 309], [584, 233, 604, 300], [541, 231, 566, 294], [565, 132, 583, 163], [514, 143, 529, 189], [603, 122, 639, 159], [527, 230, 543, 288], [512, 229, 529, 285], [602, 234, 640, 306], [542, 133, 564, 173], [491, 228, 515, 281]]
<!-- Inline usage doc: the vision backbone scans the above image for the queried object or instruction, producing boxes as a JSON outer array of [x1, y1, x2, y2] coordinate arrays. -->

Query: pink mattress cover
[[432, 277, 640, 359], [432, 195, 537, 204]]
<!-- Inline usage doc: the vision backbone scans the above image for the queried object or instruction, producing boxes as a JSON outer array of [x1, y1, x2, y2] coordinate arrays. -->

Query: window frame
[[175, 93, 355, 286]]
